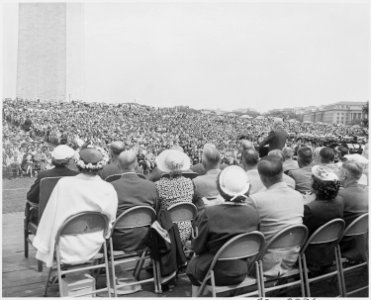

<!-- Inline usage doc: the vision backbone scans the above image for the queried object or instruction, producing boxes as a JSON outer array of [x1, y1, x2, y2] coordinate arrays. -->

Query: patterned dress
[[155, 176, 194, 244]]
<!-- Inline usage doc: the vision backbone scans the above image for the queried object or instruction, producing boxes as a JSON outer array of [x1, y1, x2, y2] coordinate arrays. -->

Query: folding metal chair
[[338, 213, 368, 296], [24, 176, 61, 272], [167, 202, 198, 256], [196, 231, 266, 297], [108, 206, 162, 296], [300, 218, 345, 297], [257, 224, 309, 297], [44, 211, 111, 297]]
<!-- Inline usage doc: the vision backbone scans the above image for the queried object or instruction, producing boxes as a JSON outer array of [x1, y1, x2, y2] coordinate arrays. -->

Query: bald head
[[202, 144, 221, 170], [110, 141, 125, 159], [257, 156, 283, 188], [118, 149, 138, 172]]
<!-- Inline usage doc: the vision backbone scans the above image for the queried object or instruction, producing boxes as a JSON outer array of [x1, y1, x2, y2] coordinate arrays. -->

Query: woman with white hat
[[155, 149, 194, 244], [186, 166, 259, 296]]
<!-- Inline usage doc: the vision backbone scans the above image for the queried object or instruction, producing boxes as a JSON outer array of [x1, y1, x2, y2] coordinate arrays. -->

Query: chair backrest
[[302, 218, 345, 252], [106, 173, 147, 182], [262, 224, 309, 257], [105, 174, 122, 182], [343, 213, 368, 237], [113, 206, 156, 231], [39, 177, 62, 219], [55, 211, 109, 245], [161, 171, 198, 180], [208, 231, 265, 272], [167, 202, 197, 223]]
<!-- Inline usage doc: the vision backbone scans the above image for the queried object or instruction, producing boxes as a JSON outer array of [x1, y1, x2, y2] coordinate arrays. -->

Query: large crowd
[[4, 97, 367, 297], [2, 98, 367, 178]]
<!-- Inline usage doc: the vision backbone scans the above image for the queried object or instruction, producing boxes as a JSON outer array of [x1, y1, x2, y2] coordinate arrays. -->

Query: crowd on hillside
[[2, 98, 367, 178]]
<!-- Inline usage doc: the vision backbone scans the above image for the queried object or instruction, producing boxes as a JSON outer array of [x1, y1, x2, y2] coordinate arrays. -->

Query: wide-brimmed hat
[[217, 165, 251, 201], [75, 145, 109, 171], [156, 149, 191, 173], [51, 145, 74, 163], [311, 165, 338, 182]]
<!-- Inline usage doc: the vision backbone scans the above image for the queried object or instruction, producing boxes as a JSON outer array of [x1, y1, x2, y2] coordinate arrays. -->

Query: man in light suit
[[192, 144, 221, 205], [250, 156, 304, 277], [111, 149, 158, 252]]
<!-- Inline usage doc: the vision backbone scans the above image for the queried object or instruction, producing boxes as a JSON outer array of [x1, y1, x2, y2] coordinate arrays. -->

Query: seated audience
[[155, 149, 194, 244], [288, 146, 314, 195], [26, 145, 78, 204], [192, 143, 221, 206], [267, 150, 296, 189], [250, 156, 304, 277], [339, 160, 368, 261], [186, 166, 259, 296], [339, 160, 368, 225], [100, 141, 125, 179], [282, 147, 299, 173], [110, 149, 159, 252], [303, 166, 343, 272], [241, 148, 266, 195], [33, 145, 118, 267]]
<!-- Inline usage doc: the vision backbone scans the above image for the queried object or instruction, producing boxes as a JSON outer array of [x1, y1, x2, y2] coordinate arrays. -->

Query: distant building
[[302, 101, 366, 125]]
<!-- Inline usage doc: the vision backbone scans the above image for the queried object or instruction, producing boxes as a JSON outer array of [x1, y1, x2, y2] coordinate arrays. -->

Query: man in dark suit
[[111, 149, 159, 252], [27, 145, 79, 204], [99, 141, 125, 180], [259, 118, 288, 152]]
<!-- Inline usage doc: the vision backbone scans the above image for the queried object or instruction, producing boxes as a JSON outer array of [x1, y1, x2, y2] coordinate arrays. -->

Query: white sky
[[2, 1, 370, 112]]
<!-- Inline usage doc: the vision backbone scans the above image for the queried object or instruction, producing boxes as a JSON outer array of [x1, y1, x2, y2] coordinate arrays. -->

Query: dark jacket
[[111, 173, 158, 252], [259, 128, 288, 151], [303, 197, 344, 269], [186, 202, 259, 285], [147, 209, 187, 279], [26, 166, 79, 204]]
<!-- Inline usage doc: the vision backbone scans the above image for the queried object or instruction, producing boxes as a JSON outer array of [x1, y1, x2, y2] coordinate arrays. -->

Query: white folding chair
[[108, 206, 162, 296], [300, 218, 345, 297], [196, 231, 266, 297], [257, 224, 308, 297], [338, 213, 368, 296], [45, 211, 111, 297]]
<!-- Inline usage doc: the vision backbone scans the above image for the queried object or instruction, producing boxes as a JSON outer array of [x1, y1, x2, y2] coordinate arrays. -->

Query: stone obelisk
[[16, 3, 84, 102]]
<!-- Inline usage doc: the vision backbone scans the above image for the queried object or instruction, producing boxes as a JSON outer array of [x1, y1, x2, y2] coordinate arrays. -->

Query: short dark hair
[[257, 156, 283, 183], [241, 148, 259, 166], [297, 146, 313, 167], [312, 176, 340, 200], [320, 147, 335, 164], [337, 146, 349, 159]]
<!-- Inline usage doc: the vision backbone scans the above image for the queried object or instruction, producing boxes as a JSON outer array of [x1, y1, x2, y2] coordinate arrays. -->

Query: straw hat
[[311, 165, 338, 182], [156, 149, 191, 173], [217, 165, 251, 201]]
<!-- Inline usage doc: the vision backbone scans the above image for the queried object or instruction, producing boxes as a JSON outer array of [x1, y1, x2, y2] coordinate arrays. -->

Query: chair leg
[[302, 254, 311, 297], [44, 267, 53, 297], [191, 285, 200, 297], [335, 245, 346, 297], [210, 271, 216, 297], [153, 260, 162, 294], [38, 260, 43, 272], [133, 249, 147, 280], [255, 261, 262, 297], [298, 255, 306, 297], [259, 261, 265, 297]]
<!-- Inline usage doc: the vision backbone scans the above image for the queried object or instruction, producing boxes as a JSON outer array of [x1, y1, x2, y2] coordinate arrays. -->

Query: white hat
[[311, 165, 338, 181], [156, 149, 191, 173], [344, 154, 368, 166], [217, 165, 251, 200], [51, 145, 74, 162]]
